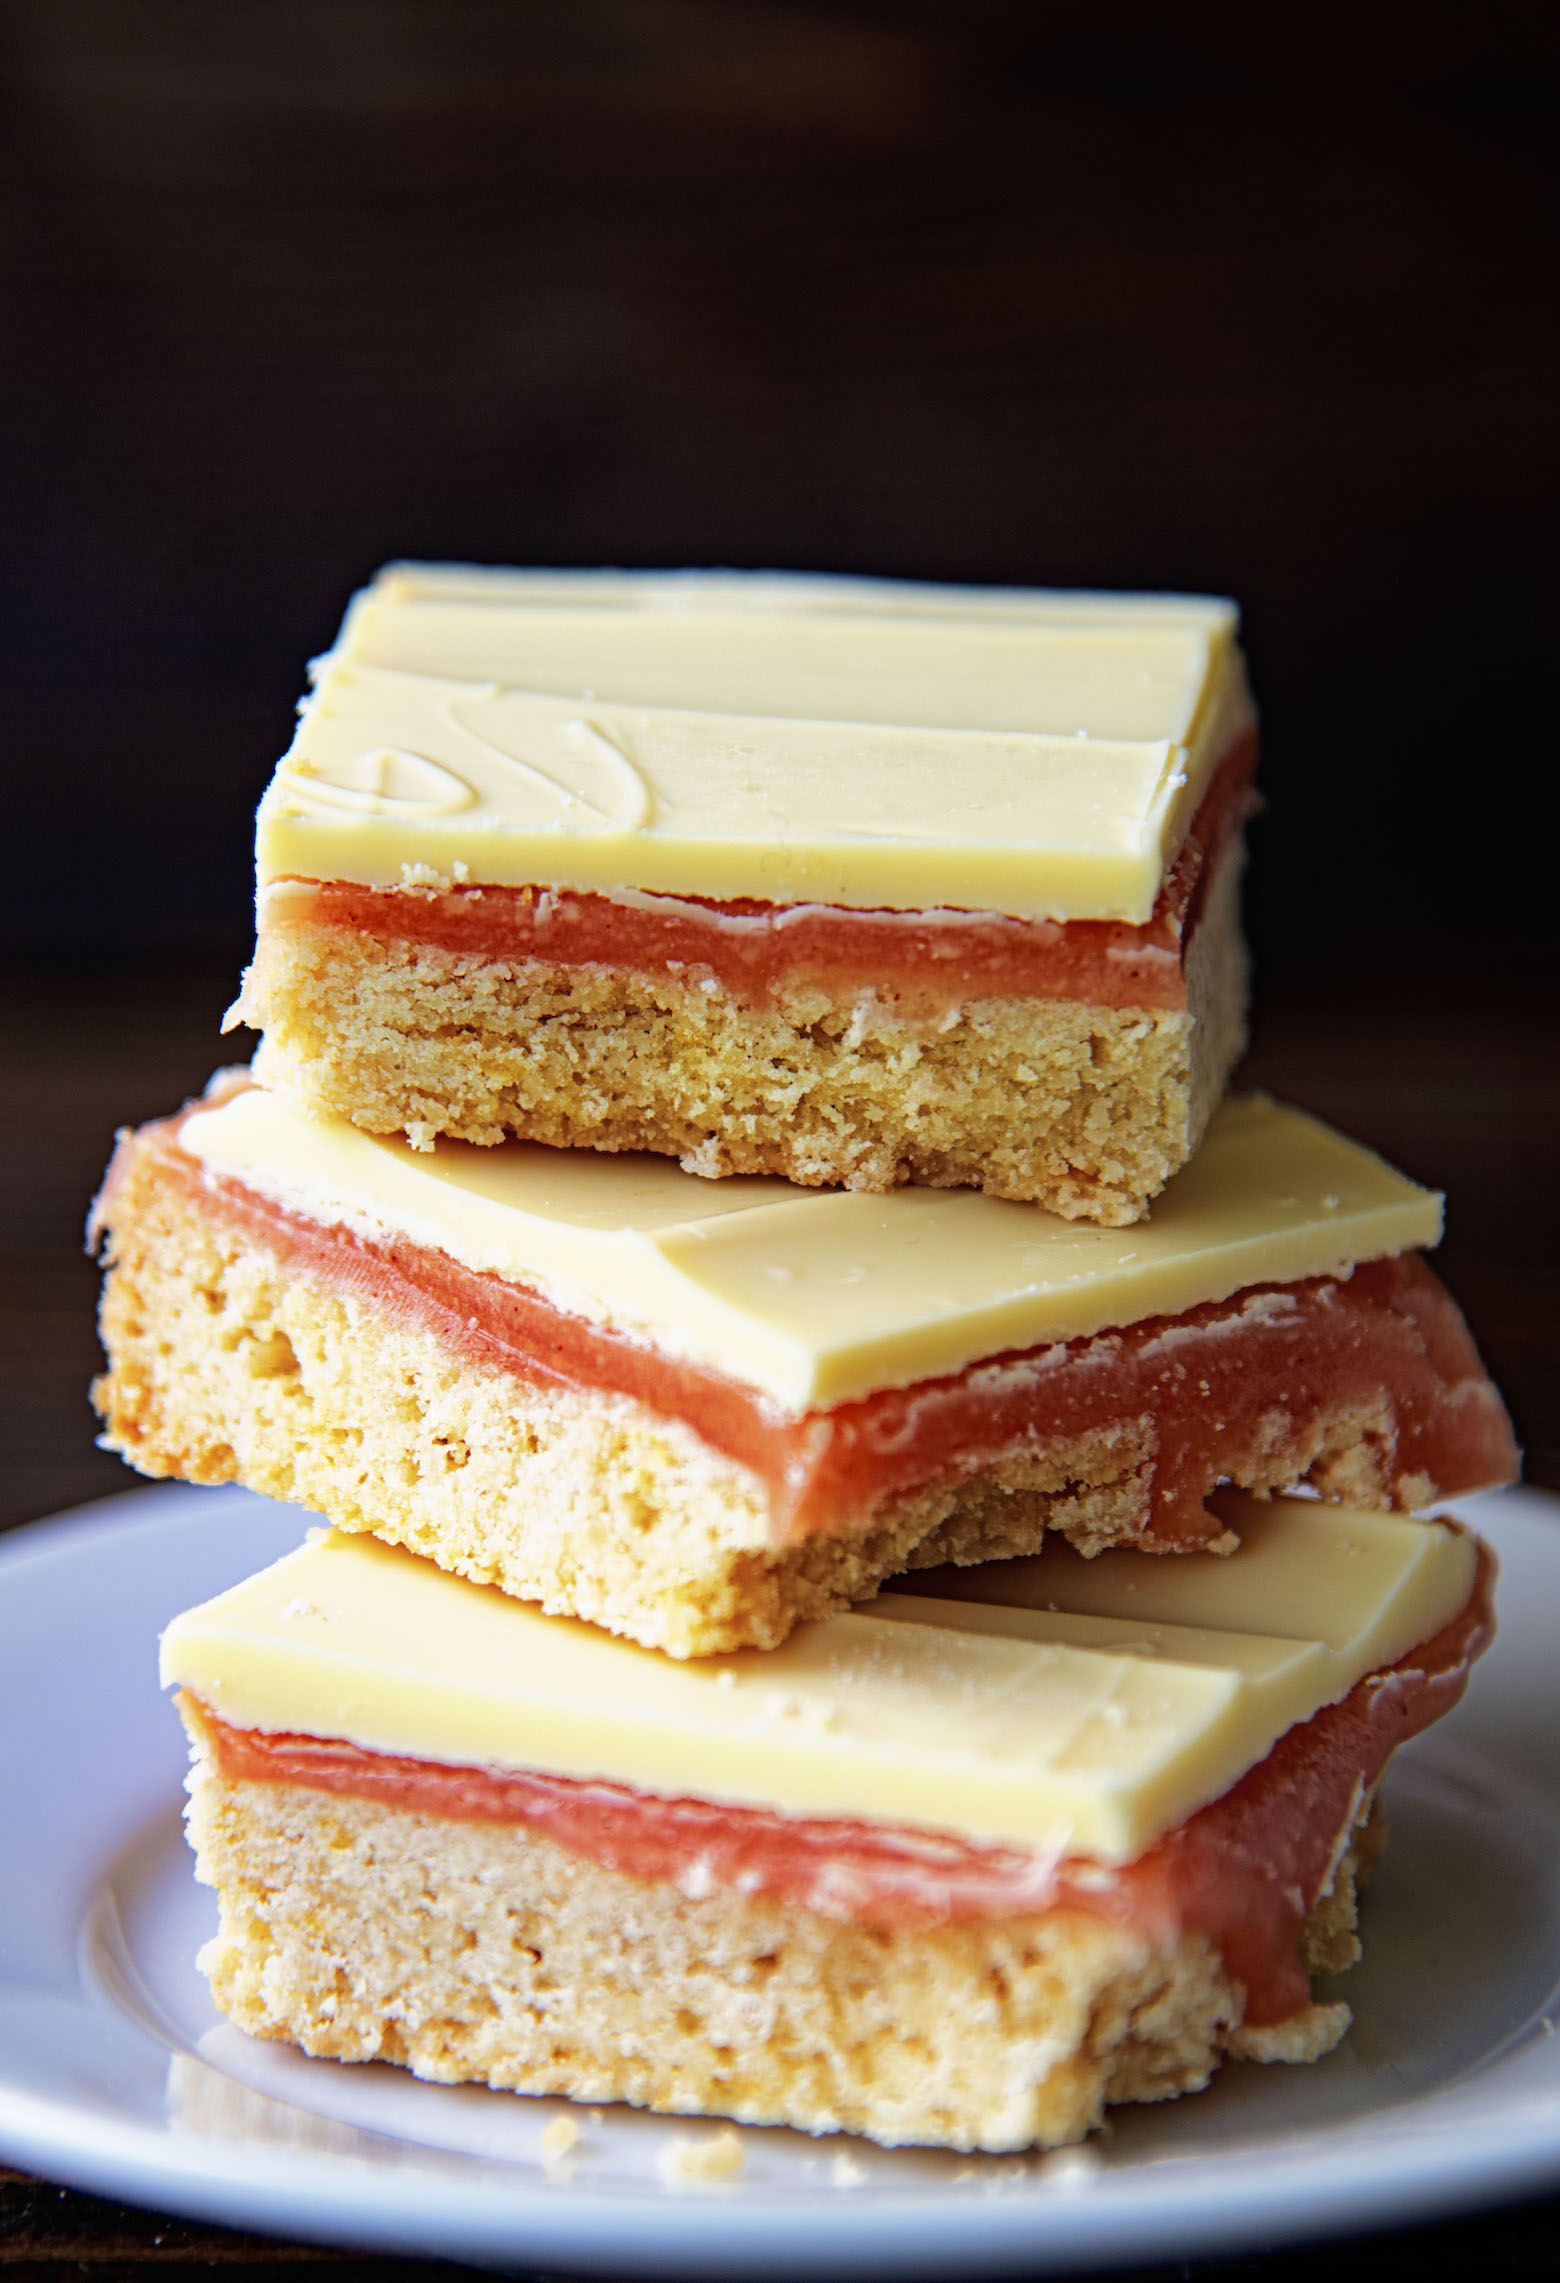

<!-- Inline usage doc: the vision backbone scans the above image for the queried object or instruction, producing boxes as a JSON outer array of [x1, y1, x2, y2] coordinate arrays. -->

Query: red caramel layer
[[268, 734, 1257, 1016], [187, 1542, 1496, 2026], [129, 1117, 1519, 1546]]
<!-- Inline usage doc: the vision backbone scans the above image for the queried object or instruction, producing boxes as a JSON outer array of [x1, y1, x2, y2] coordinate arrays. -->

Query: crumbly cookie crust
[[236, 841, 1248, 1224], [182, 1732, 1365, 2153], [94, 1125, 1420, 1656]]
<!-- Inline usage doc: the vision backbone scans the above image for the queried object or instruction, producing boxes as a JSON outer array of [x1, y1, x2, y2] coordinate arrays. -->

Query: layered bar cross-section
[[93, 1078, 1518, 1655], [161, 1502, 1495, 2151], [232, 566, 1259, 1223]]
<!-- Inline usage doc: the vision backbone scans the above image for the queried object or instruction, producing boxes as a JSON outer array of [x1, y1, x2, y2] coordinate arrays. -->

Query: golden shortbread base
[[182, 1729, 1368, 2153], [237, 843, 1248, 1225], [94, 1124, 1414, 1655]]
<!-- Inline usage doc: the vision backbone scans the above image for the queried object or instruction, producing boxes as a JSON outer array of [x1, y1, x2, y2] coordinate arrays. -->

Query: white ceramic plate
[[1, 1482, 1558, 2276]]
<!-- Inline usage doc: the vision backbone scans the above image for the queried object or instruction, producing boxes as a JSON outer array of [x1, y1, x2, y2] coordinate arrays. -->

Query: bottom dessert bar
[[178, 1702, 1382, 2155], [161, 1502, 1493, 2152]]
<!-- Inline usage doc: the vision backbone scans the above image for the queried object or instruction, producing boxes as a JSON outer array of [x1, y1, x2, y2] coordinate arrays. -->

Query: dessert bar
[[161, 1500, 1494, 2152], [232, 567, 1257, 1223], [94, 1079, 1517, 1654]]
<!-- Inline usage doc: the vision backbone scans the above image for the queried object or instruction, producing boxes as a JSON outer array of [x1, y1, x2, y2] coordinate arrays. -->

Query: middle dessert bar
[[93, 1079, 1518, 1655]]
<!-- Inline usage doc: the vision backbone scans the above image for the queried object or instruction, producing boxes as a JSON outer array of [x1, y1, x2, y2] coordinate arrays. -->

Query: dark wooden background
[[3, 0, 1557, 972], [2, 1, 1557, 2274]]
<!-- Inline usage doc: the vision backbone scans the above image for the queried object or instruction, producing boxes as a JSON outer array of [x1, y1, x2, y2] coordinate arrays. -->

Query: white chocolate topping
[[904, 1490, 1473, 1659], [256, 565, 1252, 924], [178, 1083, 1442, 1412], [160, 1500, 1476, 1864]]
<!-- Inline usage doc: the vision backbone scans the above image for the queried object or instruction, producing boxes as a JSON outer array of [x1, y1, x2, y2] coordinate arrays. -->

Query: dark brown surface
[[0, 2162, 465, 2281]]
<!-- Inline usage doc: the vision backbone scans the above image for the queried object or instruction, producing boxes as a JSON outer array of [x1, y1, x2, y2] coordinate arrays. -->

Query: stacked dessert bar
[[93, 568, 1517, 2153]]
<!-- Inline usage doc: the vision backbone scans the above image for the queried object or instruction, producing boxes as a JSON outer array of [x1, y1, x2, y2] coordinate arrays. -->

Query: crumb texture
[[183, 1744, 1365, 2153], [240, 847, 1247, 1223], [659, 2126, 746, 2186], [94, 1130, 1424, 1655]]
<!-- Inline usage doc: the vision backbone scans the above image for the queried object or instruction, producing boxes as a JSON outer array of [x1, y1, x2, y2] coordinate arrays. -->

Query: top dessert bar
[[233, 566, 1257, 1222]]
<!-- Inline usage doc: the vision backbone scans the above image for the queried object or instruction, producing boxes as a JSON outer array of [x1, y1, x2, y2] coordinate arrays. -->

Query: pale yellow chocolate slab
[[256, 565, 1252, 924], [178, 1083, 1442, 1411], [160, 1501, 1475, 1864], [900, 1494, 1474, 1668]]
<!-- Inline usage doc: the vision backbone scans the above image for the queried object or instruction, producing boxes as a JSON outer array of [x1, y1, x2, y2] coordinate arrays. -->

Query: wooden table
[[2, 954, 1556, 2276]]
